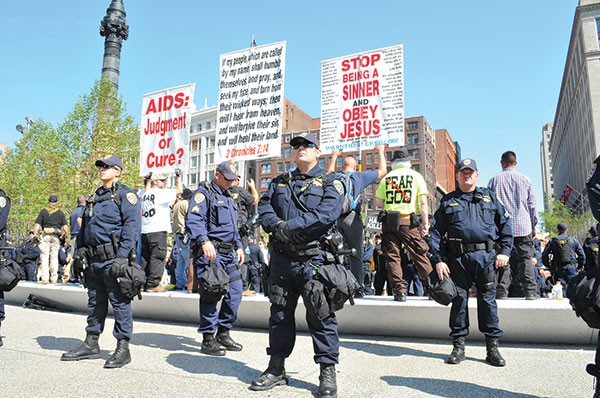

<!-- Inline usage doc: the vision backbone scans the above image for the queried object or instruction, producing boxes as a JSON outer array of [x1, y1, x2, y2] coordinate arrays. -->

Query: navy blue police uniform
[[77, 182, 141, 341], [542, 232, 585, 287], [0, 188, 11, 344], [186, 181, 243, 337], [258, 165, 344, 365], [430, 187, 513, 339]]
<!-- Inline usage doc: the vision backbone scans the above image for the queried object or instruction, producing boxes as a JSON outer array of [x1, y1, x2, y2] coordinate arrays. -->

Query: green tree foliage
[[539, 199, 594, 241], [0, 78, 139, 240]]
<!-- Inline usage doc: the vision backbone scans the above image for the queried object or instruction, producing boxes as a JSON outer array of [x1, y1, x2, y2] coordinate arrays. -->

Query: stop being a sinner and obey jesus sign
[[140, 83, 195, 176], [320, 44, 404, 154], [215, 41, 286, 163]]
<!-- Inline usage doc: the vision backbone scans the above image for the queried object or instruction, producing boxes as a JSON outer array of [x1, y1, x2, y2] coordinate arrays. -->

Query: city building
[[540, 122, 554, 210], [550, 0, 600, 213]]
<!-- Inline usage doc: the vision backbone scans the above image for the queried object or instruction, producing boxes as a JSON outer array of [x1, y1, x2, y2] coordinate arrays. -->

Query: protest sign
[[140, 83, 195, 176], [215, 41, 286, 163], [320, 45, 404, 154]]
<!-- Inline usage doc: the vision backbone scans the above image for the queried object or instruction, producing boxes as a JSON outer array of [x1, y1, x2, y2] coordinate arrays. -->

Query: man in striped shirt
[[488, 151, 538, 299]]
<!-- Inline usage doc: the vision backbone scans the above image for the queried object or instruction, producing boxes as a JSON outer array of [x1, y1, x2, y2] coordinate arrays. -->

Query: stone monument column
[[99, 0, 129, 92]]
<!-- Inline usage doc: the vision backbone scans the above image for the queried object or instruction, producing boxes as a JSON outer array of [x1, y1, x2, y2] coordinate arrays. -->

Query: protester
[[33, 195, 68, 284]]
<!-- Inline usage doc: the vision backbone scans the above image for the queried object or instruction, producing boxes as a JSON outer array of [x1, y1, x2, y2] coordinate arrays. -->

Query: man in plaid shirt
[[488, 151, 538, 299]]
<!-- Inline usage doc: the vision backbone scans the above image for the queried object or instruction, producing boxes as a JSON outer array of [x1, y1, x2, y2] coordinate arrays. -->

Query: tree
[[0, 78, 139, 240], [539, 199, 594, 241]]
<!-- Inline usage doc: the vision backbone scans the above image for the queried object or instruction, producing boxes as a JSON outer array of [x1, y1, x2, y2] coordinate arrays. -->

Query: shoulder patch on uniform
[[125, 192, 138, 205], [333, 180, 344, 195], [0, 197, 6, 208], [191, 205, 200, 214], [194, 193, 205, 204], [588, 163, 597, 183], [482, 195, 491, 203]]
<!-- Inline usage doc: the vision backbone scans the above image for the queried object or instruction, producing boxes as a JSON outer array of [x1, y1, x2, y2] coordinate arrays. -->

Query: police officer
[[250, 133, 344, 398], [585, 154, 600, 397], [0, 187, 11, 347], [541, 222, 585, 287], [429, 158, 513, 367], [61, 155, 141, 368], [186, 160, 244, 356], [583, 226, 599, 272]]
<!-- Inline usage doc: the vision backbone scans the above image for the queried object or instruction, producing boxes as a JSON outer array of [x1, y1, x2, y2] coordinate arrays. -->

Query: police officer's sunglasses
[[97, 163, 119, 170], [291, 141, 317, 150]]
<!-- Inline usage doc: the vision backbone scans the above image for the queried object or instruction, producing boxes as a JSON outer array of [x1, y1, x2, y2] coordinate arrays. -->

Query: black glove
[[175, 168, 182, 177], [274, 221, 293, 243], [111, 257, 129, 278]]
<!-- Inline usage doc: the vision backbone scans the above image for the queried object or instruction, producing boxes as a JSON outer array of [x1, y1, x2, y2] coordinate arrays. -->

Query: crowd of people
[[0, 142, 599, 398]]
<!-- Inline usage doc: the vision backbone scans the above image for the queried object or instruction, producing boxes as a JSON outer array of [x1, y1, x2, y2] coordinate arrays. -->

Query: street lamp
[[15, 116, 35, 134]]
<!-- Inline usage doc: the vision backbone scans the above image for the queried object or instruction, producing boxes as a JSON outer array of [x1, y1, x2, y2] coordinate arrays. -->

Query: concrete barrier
[[5, 281, 597, 344]]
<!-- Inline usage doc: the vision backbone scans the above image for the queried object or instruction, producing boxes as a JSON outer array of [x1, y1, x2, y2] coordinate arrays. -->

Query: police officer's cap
[[216, 161, 238, 181], [457, 158, 478, 172], [391, 148, 409, 161], [557, 222, 568, 232], [95, 155, 123, 170], [290, 133, 319, 149], [48, 195, 58, 203]]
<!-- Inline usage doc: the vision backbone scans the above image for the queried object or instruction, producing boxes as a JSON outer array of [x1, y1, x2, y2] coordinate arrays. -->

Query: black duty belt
[[271, 239, 321, 258], [81, 242, 116, 263], [211, 240, 236, 254], [447, 239, 494, 255]]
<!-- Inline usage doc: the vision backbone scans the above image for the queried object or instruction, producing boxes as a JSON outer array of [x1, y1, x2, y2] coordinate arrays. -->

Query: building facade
[[550, 0, 600, 213]]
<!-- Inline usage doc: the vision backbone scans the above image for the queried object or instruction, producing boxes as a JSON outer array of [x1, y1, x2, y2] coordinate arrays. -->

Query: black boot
[[104, 339, 131, 368], [446, 336, 466, 364], [216, 327, 243, 351], [250, 356, 288, 391], [317, 364, 337, 398], [61, 334, 100, 361], [485, 336, 506, 367], [201, 333, 226, 356]]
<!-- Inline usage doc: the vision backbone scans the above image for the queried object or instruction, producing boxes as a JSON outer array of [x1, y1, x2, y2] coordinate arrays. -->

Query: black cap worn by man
[[48, 195, 58, 203], [216, 161, 238, 181], [95, 155, 123, 170], [558, 222, 568, 232], [391, 148, 409, 161], [290, 133, 319, 149]]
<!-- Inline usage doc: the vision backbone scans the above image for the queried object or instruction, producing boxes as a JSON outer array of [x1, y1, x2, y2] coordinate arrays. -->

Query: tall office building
[[550, 0, 600, 213], [540, 122, 554, 210]]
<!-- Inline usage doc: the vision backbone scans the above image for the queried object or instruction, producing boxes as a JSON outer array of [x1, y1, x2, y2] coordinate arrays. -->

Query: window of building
[[409, 148, 420, 158], [319, 159, 325, 168], [191, 139, 199, 151], [261, 178, 272, 188], [407, 121, 419, 131], [375, 153, 380, 164], [337, 157, 343, 168], [191, 157, 198, 168], [366, 153, 373, 164], [413, 164, 420, 172], [285, 161, 290, 170], [284, 134, 290, 143], [261, 163, 272, 174], [197, 124, 202, 132], [209, 138, 215, 148], [190, 174, 197, 185], [285, 119, 289, 130], [208, 153, 214, 164], [386, 151, 393, 161], [407, 133, 419, 144], [284, 148, 291, 158], [597, 18, 600, 44], [278, 162, 283, 172]]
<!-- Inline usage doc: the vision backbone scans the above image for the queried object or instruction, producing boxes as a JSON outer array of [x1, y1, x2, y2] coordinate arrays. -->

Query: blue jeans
[[175, 235, 190, 290]]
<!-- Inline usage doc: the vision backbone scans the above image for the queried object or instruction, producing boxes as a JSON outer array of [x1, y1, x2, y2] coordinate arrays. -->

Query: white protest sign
[[215, 41, 286, 163], [320, 44, 404, 154], [140, 83, 195, 176]]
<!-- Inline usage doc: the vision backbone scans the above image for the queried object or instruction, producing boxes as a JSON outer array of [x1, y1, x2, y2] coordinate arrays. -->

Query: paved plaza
[[0, 304, 596, 397]]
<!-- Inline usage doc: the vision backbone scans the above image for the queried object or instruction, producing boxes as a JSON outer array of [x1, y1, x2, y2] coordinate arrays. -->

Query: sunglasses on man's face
[[98, 164, 119, 170], [291, 142, 317, 150]]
